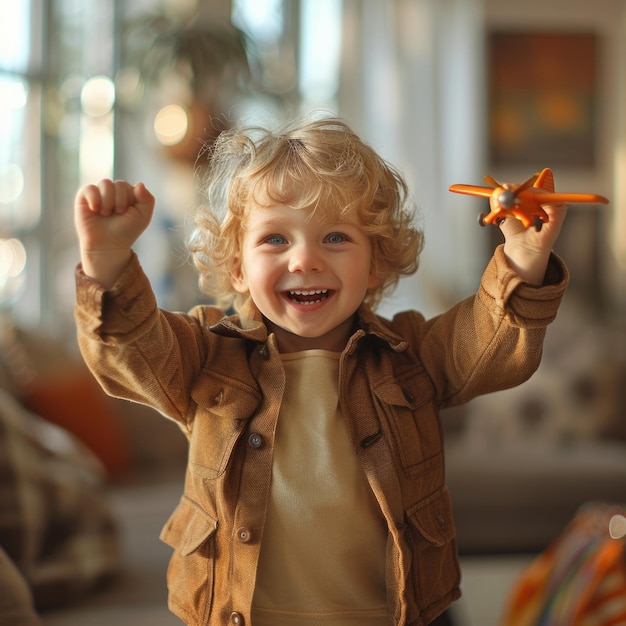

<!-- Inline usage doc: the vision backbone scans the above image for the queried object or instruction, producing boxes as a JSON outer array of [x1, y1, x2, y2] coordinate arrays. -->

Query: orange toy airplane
[[449, 168, 609, 231]]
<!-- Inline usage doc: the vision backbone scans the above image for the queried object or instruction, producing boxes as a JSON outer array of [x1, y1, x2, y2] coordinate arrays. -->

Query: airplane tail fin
[[534, 168, 555, 192]]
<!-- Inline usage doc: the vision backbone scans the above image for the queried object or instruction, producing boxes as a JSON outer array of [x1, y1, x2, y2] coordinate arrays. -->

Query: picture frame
[[488, 31, 599, 168]]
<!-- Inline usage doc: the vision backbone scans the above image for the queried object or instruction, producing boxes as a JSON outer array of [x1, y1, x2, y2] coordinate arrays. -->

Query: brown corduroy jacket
[[74, 244, 568, 626]]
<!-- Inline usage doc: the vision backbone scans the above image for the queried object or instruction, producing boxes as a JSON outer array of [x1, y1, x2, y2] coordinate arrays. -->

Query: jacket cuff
[[481, 245, 569, 327], [74, 252, 157, 341]]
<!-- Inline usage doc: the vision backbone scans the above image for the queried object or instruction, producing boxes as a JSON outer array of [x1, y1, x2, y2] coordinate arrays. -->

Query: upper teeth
[[289, 289, 328, 296]]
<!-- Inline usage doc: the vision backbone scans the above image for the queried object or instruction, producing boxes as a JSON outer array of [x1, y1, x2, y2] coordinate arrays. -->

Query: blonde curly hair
[[187, 116, 423, 311]]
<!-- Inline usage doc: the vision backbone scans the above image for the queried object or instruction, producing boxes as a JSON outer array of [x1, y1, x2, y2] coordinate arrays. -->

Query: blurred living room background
[[1, 1, 626, 625]]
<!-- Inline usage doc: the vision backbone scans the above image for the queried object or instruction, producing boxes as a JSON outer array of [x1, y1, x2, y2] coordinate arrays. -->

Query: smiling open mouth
[[286, 289, 331, 305]]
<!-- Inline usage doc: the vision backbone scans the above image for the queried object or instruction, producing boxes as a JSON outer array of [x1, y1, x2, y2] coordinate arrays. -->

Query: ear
[[229, 259, 249, 294], [367, 264, 383, 290], [367, 274, 382, 290]]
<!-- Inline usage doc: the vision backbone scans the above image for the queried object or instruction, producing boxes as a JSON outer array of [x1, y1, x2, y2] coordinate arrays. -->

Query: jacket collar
[[208, 298, 269, 343], [208, 298, 408, 353], [351, 305, 409, 353]]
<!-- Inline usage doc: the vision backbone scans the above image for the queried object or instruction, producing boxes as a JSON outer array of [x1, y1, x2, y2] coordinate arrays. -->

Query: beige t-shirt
[[251, 350, 389, 625]]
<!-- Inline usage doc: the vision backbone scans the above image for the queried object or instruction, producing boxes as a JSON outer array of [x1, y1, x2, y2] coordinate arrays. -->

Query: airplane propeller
[[484, 173, 539, 210]]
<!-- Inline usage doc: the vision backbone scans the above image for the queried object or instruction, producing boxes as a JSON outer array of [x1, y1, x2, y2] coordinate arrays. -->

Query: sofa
[[0, 319, 188, 624], [444, 309, 626, 554]]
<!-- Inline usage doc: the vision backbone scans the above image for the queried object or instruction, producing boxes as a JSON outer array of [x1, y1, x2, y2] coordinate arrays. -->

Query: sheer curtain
[[613, 6, 626, 310], [338, 0, 488, 318]]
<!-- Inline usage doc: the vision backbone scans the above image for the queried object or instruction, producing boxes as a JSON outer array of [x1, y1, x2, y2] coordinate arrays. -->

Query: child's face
[[231, 201, 378, 353]]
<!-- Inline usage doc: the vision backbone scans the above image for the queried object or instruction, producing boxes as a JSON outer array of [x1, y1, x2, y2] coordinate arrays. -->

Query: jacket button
[[402, 388, 415, 404], [237, 527, 252, 543], [258, 343, 269, 359], [230, 611, 244, 625], [248, 433, 263, 449]]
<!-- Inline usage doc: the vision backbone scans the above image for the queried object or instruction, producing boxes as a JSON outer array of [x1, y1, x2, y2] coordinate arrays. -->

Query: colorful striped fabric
[[500, 504, 626, 626]]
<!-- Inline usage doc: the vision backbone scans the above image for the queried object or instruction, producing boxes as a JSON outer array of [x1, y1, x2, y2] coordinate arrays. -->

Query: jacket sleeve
[[395, 244, 569, 407], [73, 252, 215, 427]]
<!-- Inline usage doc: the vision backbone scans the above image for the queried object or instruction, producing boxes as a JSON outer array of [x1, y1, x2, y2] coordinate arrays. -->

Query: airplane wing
[[536, 192, 609, 205], [448, 184, 493, 198]]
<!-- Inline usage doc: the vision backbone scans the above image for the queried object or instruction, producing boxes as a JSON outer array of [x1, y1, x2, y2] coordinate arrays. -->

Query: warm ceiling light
[[81, 76, 116, 117], [154, 104, 189, 146]]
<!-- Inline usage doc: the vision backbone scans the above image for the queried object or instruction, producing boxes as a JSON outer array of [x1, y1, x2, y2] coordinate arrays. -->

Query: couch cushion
[[0, 389, 121, 609], [445, 439, 626, 554]]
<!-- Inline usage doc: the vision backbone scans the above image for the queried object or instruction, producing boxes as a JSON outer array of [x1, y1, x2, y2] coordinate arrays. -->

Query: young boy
[[73, 117, 568, 626]]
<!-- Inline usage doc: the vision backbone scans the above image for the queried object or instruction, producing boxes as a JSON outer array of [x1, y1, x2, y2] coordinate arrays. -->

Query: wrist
[[503, 242, 549, 286], [80, 248, 132, 290]]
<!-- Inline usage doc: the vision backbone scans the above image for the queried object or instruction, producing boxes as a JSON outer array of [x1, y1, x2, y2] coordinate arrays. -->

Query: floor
[[41, 480, 182, 626], [455, 555, 534, 626], [42, 556, 532, 626], [39, 478, 535, 626]]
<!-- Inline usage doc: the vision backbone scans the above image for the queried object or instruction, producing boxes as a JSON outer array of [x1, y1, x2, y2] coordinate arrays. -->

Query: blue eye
[[265, 234, 286, 244], [326, 232, 347, 244]]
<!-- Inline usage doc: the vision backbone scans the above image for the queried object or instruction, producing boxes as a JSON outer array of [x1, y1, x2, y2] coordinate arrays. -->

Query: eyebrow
[[245, 217, 290, 232], [245, 206, 361, 232]]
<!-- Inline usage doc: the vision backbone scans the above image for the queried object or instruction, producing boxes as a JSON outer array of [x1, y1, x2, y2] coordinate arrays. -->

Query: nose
[[288, 242, 324, 273]]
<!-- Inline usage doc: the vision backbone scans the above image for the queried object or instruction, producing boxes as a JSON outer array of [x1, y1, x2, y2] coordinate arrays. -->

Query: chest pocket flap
[[189, 371, 261, 479], [372, 369, 442, 479]]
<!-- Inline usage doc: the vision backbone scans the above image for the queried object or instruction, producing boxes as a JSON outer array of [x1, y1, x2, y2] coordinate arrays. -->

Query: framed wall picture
[[488, 31, 599, 168]]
